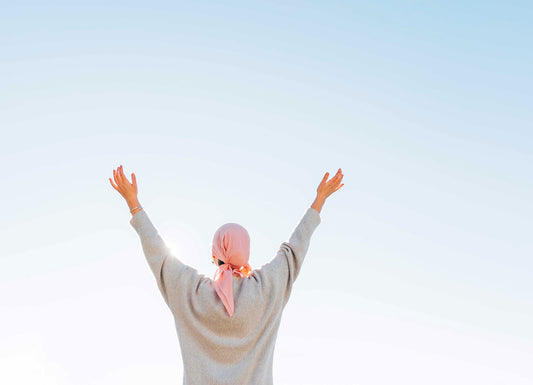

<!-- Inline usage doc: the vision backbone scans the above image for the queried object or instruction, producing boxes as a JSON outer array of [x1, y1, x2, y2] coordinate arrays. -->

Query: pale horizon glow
[[1, 1, 532, 384]]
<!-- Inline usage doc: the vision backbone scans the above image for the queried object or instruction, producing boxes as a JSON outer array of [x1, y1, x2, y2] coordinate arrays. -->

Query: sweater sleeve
[[256, 207, 321, 306], [129, 209, 189, 309]]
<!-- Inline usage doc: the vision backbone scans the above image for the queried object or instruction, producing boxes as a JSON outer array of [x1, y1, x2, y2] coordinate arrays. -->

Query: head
[[211, 222, 250, 268]]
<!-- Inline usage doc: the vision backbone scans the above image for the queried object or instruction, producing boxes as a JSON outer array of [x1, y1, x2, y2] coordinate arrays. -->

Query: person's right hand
[[317, 168, 344, 199], [109, 165, 138, 202]]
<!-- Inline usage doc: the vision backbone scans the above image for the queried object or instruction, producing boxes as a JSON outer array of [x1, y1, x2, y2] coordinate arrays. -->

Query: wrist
[[130, 207, 143, 215], [126, 196, 141, 210], [311, 194, 326, 213]]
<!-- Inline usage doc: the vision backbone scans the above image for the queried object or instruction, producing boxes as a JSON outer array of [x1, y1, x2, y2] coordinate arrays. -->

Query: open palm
[[317, 168, 344, 198], [109, 165, 138, 201]]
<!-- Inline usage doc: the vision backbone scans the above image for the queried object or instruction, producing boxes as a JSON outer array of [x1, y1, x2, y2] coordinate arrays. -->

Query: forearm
[[311, 194, 326, 214], [126, 196, 143, 216]]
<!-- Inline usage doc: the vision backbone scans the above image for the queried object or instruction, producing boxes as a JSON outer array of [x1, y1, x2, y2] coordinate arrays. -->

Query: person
[[109, 165, 344, 385]]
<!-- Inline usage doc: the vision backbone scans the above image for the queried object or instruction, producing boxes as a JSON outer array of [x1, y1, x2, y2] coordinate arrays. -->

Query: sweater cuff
[[129, 209, 155, 235]]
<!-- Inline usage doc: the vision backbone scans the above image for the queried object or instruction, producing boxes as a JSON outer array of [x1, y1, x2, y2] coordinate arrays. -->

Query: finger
[[131, 173, 137, 187], [122, 166, 132, 184], [334, 183, 344, 192], [109, 178, 119, 190], [113, 169, 121, 185], [117, 166, 125, 183], [122, 168, 131, 184], [121, 165, 129, 182], [329, 172, 343, 184]]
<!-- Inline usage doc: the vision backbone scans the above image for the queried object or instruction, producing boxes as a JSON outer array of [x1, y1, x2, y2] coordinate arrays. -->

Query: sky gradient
[[1, 1, 532, 384]]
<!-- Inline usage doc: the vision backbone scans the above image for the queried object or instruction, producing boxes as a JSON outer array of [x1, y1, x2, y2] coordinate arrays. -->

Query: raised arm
[[109, 165, 191, 309], [281, 168, 344, 282], [256, 168, 344, 306]]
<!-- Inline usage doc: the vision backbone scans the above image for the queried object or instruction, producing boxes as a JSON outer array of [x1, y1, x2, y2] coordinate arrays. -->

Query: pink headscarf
[[212, 223, 253, 317]]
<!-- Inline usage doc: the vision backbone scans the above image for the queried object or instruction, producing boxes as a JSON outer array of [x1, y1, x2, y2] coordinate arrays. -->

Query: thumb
[[131, 173, 137, 185]]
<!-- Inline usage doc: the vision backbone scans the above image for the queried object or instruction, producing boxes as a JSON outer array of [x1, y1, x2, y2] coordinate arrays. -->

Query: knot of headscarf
[[212, 223, 253, 317]]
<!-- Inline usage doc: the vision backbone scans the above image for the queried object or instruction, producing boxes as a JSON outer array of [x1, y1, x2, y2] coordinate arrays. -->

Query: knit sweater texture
[[130, 207, 321, 385]]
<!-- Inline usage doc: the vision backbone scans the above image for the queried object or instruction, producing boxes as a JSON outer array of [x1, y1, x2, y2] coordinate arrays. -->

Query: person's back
[[111, 165, 344, 384]]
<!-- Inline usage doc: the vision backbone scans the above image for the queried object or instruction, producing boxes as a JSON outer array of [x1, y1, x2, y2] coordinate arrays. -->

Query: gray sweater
[[130, 207, 321, 385]]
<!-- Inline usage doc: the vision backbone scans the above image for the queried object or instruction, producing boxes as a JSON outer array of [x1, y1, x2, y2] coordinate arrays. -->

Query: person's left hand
[[109, 165, 138, 201]]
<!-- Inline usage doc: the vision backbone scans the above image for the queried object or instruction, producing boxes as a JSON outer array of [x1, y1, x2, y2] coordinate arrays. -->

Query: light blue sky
[[1, 1, 532, 384]]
